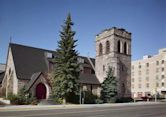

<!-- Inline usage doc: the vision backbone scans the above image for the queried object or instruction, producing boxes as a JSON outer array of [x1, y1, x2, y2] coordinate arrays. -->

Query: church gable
[[26, 72, 51, 99]]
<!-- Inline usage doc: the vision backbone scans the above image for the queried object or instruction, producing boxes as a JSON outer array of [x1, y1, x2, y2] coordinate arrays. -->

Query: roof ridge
[[10, 42, 55, 53], [9, 43, 95, 59]]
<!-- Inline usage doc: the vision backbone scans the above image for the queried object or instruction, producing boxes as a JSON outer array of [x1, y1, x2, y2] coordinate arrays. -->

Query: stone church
[[0, 27, 131, 99]]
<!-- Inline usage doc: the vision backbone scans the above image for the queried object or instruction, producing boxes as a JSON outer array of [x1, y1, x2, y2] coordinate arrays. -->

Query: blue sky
[[0, 0, 166, 63]]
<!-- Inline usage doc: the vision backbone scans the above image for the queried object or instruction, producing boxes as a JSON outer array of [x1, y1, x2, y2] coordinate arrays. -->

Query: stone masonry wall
[[2, 47, 18, 97]]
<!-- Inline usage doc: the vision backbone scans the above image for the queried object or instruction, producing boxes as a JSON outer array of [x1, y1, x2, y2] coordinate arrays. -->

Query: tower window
[[117, 40, 121, 53], [105, 41, 110, 54], [103, 65, 105, 72], [99, 43, 103, 55], [124, 42, 127, 54]]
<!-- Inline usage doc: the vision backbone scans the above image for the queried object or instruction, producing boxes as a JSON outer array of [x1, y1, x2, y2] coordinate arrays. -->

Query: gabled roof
[[9, 43, 98, 85], [25, 72, 42, 90], [10, 43, 54, 80]]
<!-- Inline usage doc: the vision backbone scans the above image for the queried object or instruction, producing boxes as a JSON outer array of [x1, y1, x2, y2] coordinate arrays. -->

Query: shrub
[[83, 91, 98, 104], [95, 98, 103, 104], [7, 93, 19, 105], [7, 87, 38, 105], [52, 97, 63, 104], [116, 97, 134, 103]]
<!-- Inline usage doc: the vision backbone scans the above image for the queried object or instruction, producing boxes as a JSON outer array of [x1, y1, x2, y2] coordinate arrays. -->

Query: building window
[[146, 77, 149, 81], [146, 83, 149, 88], [146, 69, 149, 74], [138, 71, 141, 75], [99, 43, 103, 55], [131, 78, 134, 82], [156, 68, 159, 73], [139, 65, 141, 69], [162, 60, 164, 64], [162, 75, 165, 79], [156, 82, 159, 87], [146, 63, 149, 67], [139, 77, 141, 82], [117, 40, 121, 53], [105, 41, 110, 54], [131, 84, 134, 89], [162, 82, 164, 87], [124, 42, 127, 54], [162, 68, 164, 72], [156, 61, 159, 65], [156, 75, 159, 80], [138, 84, 141, 88], [132, 65, 134, 70]]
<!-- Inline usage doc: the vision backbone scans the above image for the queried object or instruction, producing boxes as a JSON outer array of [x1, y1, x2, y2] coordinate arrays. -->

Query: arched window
[[124, 42, 127, 54], [117, 40, 121, 53], [106, 41, 110, 54], [99, 43, 103, 55]]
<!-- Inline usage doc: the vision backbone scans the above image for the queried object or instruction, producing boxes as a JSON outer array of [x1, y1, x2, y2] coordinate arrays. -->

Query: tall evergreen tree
[[101, 67, 117, 103], [52, 14, 79, 103]]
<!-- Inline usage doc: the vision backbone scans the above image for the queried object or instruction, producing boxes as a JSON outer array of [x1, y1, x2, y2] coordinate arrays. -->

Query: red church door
[[36, 83, 46, 99]]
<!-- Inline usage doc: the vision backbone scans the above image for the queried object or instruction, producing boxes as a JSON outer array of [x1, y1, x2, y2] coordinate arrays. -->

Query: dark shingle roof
[[10, 43, 54, 80], [10, 43, 98, 85], [0, 72, 5, 83], [79, 74, 100, 85], [79, 56, 95, 66]]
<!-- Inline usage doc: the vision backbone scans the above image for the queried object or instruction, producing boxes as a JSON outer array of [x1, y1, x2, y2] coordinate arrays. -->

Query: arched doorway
[[36, 83, 46, 99]]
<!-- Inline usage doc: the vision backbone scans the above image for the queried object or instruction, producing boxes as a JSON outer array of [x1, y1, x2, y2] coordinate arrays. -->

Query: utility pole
[[79, 85, 82, 104], [155, 89, 157, 102]]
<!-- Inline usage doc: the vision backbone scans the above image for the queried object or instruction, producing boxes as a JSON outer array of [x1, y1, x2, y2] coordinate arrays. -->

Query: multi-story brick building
[[131, 48, 166, 98]]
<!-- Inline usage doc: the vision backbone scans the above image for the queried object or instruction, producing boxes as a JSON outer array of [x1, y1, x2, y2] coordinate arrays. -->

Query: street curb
[[0, 102, 165, 112]]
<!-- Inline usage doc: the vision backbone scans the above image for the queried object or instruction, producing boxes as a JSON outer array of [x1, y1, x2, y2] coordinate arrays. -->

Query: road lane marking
[[0, 108, 135, 117], [87, 115, 105, 117]]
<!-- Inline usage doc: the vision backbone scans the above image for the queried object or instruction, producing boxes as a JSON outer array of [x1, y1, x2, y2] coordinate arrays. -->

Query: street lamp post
[[79, 85, 82, 104], [155, 88, 157, 102]]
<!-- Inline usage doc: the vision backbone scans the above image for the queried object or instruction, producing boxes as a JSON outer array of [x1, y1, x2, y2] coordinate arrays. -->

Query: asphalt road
[[0, 103, 166, 117]]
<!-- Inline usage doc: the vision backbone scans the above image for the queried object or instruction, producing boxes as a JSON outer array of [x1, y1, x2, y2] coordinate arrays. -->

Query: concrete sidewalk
[[0, 102, 165, 112]]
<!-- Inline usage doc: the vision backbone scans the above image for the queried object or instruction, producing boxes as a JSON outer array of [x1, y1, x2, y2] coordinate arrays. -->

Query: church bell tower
[[95, 27, 132, 98]]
